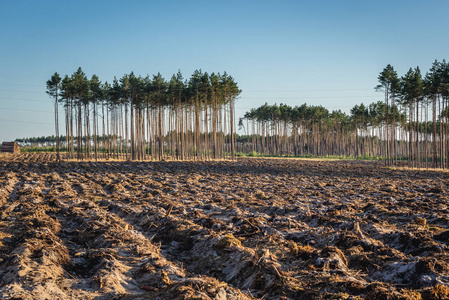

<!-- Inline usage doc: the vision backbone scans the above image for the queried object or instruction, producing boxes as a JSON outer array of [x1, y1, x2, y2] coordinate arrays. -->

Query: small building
[[1, 142, 20, 154]]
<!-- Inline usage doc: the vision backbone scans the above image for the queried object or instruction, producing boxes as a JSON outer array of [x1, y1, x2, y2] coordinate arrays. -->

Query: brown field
[[0, 153, 448, 299]]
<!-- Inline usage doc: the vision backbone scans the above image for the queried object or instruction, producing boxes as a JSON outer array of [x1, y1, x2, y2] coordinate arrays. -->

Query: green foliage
[[46, 72, 61, 98], [235, 151, 264, 157], [33, 59, 449, 167], [20, 146, 56, 153], [235, 151, 384, 161]]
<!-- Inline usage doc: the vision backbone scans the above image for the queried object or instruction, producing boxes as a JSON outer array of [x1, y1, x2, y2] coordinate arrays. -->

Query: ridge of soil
[[0, 153, 448, 299]]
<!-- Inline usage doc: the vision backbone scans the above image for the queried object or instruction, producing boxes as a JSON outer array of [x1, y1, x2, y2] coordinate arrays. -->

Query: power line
[[241, 95, 380, 99], [0, 96, 52, 103], [0, 119, 53, 125], [243, 88, 375, 92], [235, 106, 355, 110], [0, 89, 46, 94], [0, 95, 381, 104], [0, 87, 378, 94], [0, 107, 52, 113]]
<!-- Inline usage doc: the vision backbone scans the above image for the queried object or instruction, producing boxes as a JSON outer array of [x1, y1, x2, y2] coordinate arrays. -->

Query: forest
[[239, 61, 449, 169], [29, 60, 449, 168], [45, 68, 241, 161]]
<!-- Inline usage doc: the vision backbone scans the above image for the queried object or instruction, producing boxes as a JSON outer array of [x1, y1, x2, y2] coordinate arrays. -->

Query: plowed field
[[0, 153, 448, 299]]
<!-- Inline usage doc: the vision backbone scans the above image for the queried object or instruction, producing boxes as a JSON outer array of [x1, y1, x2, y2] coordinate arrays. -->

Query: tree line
[[16, 135, 63, 145], [46, 68, 241, 161], [44, 61, 449, 168], [238, 102, 403, 158], [239, 60, 449, 169]]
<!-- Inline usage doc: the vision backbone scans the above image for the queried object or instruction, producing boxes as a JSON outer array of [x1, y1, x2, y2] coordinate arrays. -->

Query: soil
[[0, 153, 448, 299]]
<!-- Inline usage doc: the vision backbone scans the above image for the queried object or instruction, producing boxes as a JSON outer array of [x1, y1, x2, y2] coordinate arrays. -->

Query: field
[[0, 154, 448, 299]]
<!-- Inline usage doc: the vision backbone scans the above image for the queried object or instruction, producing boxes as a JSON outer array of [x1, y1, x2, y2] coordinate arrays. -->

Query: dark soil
[[0, 153, 448, 299]]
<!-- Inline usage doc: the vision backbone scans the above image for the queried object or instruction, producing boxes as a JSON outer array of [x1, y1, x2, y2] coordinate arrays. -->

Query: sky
[[1, 0, 449, 141]]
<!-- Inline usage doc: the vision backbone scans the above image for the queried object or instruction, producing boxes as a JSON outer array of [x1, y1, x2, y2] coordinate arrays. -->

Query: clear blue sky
[[1, 0, 448, 141]]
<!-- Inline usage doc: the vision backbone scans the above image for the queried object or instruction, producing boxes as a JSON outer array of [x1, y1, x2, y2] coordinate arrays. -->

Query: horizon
[[1, 0, 449, 141]]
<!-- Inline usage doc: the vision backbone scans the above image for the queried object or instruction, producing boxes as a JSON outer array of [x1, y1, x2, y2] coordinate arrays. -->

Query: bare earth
[[0, 153, 448, 299]]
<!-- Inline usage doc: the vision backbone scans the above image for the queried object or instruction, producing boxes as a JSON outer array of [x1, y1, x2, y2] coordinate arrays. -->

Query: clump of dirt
[[216, 233, 242, 250], [434, 230, 449, 243], [365, 282, 422, 300], [315, 246, 348, 272], [422, 283, 449, 300], [288, 241, 317, 260], [0, 154, 449, 299]]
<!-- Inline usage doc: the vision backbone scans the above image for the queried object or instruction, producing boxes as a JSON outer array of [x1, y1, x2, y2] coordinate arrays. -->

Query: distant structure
[[1, 142, 20, 154]]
